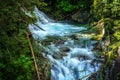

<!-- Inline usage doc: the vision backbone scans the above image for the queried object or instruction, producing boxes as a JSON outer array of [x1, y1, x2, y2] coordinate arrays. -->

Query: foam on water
[[28, 7, 101, 80]]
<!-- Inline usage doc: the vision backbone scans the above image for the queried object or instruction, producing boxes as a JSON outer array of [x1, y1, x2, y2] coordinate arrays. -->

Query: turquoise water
[[28, 7, 101, 80]]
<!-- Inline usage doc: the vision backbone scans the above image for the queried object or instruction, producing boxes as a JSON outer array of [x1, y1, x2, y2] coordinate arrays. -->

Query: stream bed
[[28, 7, 102, 80]]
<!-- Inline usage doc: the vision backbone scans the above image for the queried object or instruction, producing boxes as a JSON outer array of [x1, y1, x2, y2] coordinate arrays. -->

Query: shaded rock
[[41, 36, 61, 45], [92, 37, 110, 50], [53, 52, 67, 59], [92, 42, 102, 50], [77, 55, 90, 60], [60, 52, 68, 56], [70, 35, 79, 40], [71, 10, 89, 23], [59, 46, 70, 52], [53, 53, 62, 59], [55, 39, 66, 45]]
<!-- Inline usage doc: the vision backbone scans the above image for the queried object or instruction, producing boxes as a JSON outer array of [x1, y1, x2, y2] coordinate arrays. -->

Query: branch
[[26, 30, 40, 80]]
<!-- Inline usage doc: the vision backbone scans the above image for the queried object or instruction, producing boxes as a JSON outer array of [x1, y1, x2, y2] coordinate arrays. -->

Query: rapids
[[28, 7, 102, 80]]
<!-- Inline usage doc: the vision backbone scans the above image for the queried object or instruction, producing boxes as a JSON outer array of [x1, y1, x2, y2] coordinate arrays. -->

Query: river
[[28, 7, 102, 80]]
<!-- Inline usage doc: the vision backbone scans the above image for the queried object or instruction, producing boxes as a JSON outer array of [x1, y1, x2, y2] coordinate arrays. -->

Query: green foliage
[[0, 0, 119, 79], [0, 0, 47, 80], [90, 0, 120, 79], [113, 31, 120, 40], [117, 72, 120, 80], [57, 1, 76, 12], [13, 54, 34, 80], [57, 0, 86, 12], [91, 0, 120, 47], [43, 0, 92, 20], [92, 0, 120, 20], [56, 0, 88, 12]]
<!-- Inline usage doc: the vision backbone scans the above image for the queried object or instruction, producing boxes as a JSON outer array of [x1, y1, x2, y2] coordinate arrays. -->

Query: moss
[[117, 72, 120, 80], [113, 31, 120, 40], [113, 20, 120, 26], [90, 0, 120, 79]]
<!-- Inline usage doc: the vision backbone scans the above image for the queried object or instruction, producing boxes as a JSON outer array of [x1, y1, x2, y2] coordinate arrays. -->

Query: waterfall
[[28, 7, 102, 80]]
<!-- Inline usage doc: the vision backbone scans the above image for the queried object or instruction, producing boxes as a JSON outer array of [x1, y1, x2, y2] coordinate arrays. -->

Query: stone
[[60, 52, 67, 56], [56, 39, 65, 45], [53, 54, 62, 59], [59, 46, 70, 52], [92, 42, 102, 50], [70, 35, 79, 40]]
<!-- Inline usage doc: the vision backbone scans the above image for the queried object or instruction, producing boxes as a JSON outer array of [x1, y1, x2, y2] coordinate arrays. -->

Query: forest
[[0, 0, 120, 80]]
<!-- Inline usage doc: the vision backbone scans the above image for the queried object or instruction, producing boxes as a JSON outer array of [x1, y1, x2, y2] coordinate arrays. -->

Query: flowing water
[[28, 7, 102, 80]]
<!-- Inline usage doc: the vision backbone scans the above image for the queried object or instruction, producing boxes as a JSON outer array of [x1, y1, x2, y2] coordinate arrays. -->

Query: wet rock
[[41, 36, 61, 45], [71, 10, 89, 23], [92, 42, 102, 50], [77, 55, 91, 60], [87, 72, 98, 80], [70, 35, 79, 40], [53, 52, 67, 59], [53, 54, 62, 59], [55, 39, 66, 45], [59, 46, 70, 52], [60, 52, 68, 56]]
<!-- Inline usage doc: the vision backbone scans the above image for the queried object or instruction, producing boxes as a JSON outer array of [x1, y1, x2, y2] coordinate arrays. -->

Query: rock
[[70, 35, 79, 40], [41, 36, 61, 45], [92, 42, 102, 50], [56, 39, 66, 45], [59, 46, 70, 52], [53, 54, 62, 59], [77, 55, 89, 60], [60, 52, 67, 56], [53, 52, 67, 59], [71, 10, 89, 23]]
